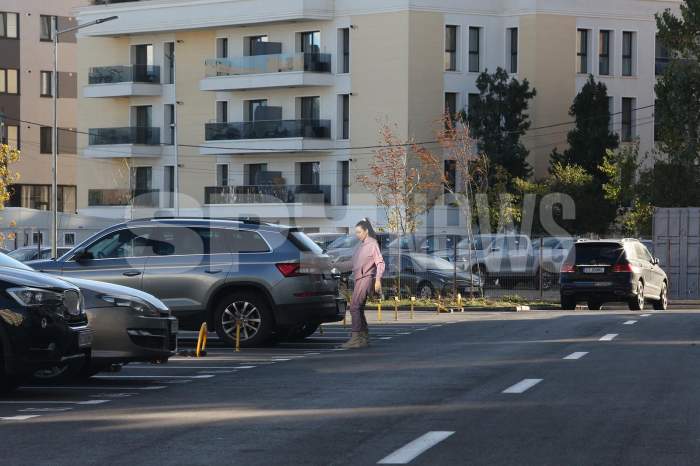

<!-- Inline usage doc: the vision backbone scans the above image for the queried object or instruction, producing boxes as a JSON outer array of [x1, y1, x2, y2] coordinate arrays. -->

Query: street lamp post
[[51, 15, 117, 259]]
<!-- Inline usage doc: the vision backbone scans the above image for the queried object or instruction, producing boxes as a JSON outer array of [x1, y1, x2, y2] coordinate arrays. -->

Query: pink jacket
[[338, 237, 385, 280]]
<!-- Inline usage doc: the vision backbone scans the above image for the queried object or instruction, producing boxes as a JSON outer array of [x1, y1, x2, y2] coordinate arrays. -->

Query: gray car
[[31, 218, 345, 347], [9, 247, 72, 262]]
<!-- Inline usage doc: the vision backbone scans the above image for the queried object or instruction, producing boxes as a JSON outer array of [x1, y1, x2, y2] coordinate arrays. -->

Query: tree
[[466, 67, 537, 184], [551, 75, 619, 176], [0, 143, 20, 249]]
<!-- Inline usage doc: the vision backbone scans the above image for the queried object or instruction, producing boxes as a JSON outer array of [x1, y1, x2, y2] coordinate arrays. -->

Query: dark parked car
[[8, 247, 72, 262], [560, 239, 668, 311], [307, 233, 346, 251], [377, 253, 481, 299], [0, 253, 92, 392], [31, 218, 345, 347]]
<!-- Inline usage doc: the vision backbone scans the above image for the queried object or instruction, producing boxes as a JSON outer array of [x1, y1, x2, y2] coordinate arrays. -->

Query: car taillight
[[561, 263, 575, 273], [611, 263, 634, 273], [276, 263, 302, 277]]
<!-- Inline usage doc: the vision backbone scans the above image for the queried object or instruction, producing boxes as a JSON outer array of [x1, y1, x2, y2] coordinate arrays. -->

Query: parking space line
[[21, 385, 167, 391], [93, 374, 215, 380], [640, 314, 651, 317], [502, 379, 543, 394], [125, 366, 255, 370], [378, 431, 455, 464], [0, 400, 110, 405], [599, 334, 619, 341], [0, 415, 41, 421], [563, 352, 589, 360], [623, 320, 638, 325]]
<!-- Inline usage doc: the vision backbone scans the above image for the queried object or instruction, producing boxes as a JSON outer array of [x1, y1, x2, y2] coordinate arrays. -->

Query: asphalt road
[[2, 309, 700, 465]]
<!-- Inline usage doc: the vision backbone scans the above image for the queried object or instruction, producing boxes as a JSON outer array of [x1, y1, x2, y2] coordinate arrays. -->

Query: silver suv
[[30, 218, 346, 347]]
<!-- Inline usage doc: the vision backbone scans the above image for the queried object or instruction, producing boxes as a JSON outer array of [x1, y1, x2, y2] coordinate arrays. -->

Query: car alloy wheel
[[418, 283, 434, 299], [654, 284, 668, 311], [221, 301, 262, 342]]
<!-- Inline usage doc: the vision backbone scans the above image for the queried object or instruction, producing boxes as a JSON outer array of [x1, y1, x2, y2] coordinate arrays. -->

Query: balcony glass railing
[[205, 53, 332, 77], [205, 185, 331, 205], [88, 65, 161, 84], [205, 120, 330, 141], [89, 127, 160, 145], [88, 189, 159, 208]]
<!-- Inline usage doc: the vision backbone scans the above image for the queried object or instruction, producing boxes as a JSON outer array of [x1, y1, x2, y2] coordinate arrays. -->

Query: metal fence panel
[[654, 208, 700, 299]]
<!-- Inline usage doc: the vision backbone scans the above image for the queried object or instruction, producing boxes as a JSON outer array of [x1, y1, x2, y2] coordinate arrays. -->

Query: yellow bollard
[[410, 296, 416, 320], [394, 296, 399, 321], [377, 301, 382, 321], [196, 322, 208, 358], [457, 293, 462, 307], [234, 319, 241, 353]]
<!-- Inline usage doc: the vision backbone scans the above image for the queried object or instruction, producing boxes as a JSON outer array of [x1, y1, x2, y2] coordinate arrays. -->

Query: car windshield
[[412, 255, 454, 271], [289, 231, 323, 254], [569, 243, 624, 265], [7, 248, 39, 262], [0, 252, 34, 271]]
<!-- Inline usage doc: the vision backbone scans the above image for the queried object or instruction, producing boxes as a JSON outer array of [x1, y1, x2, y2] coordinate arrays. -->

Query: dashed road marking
[[599, 334, 619, 341], [563, 352, 589, 360], [0, 400, 109, 405], [93, 374, 215, 380], [21, 385, 167, 391], [502, 378, 543, 394], [623, 320, 637, 325], [378, 431, 455, 464], [640, 314, 651, 317], [18, 407, 73, 413], [0, 415, 41, 421], [126, 366, 254, 370]]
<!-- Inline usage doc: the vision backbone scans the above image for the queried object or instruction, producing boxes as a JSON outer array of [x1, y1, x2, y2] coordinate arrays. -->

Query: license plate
[[170, 319, 179, 334], [583, 267, 605, 274], [78, 330, 93, 348]]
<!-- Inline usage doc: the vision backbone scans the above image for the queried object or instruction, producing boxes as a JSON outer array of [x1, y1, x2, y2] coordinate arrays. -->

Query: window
[[468, 93, 480, 115], [468, 27, 481, 73], [622, 31, 635, 76], [298, 161, 320, 185], [0, 69, 19, 94], [507, 28, 518, 73], [245, 99, 267, 122], [131, 166, 152, 193], [599, 30, 611, 76], [85, 228, 155, 259], [163, 165, 174, 208], [245, 163, 267, 185], [299, 31, 320, 53], [577, 29, 589, 74], [3, 124, 19, 149], [164, 42, 175, 84], [608, 97, 614, 133], [64, 233, 75, 247], [444, 160, 456, 194], [656, 34, 670, 76], [216, 37, 228, 59], [216, 164, 229, 187], [299, 96, 320, 121], [40, 71, 52, 97], [40, 127, 52, 154], [340, 160, 349, 206], [340, 28, 350, 73], [444, 25, 458, 71], [216, 101, 228, 123], [40, 15, 53, 41], [164, 104, 175, 145], [621, 97, 635, 142], [339, 94, 350, 139], [444, 92, 458, 117], [0, 12, 19, 39]]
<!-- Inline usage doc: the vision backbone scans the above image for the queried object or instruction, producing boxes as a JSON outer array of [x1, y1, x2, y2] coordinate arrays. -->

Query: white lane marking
[[20, 385, 167, 391], [271, 358, 291, 362], [599, 334, 619, 341], [93, 374, 214, 380], [623, 320, 637, 325], [125, 366, 255, 370], [416, 328, 430, 331], [397, 332, 412, 335], [89, 393, 135, 398], [199, 370, 236, 374], [18, 407, 73, 413], [563, 352, 589, 360], [379, 337, 393, 340], [0, 415, 40, 421], [640, 314, 651, 317], [0, 400, 109, 405], [502, 379, 543, 394], [304, 352, 321, 355], [378, 431, 455, 464]]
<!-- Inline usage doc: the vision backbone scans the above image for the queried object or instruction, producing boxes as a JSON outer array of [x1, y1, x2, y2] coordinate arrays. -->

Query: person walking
[[337, 219, 385, 349]]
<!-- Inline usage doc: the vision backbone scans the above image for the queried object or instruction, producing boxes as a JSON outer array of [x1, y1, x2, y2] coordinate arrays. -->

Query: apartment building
[[75, 0, 678, 232], [0, 0, 87, 218]]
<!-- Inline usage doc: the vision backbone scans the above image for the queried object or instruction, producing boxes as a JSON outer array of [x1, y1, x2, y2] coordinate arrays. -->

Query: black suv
[[31, 218, 345, 347], [0, 254, 92, 392], [560, 239, 668, 311]]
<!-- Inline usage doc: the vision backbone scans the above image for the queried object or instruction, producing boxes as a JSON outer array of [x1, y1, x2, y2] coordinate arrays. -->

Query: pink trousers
[[349, 276, 373, 332]]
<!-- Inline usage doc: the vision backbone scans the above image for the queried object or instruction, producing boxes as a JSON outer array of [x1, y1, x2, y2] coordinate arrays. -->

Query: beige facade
[[74, 0, 678, 231]]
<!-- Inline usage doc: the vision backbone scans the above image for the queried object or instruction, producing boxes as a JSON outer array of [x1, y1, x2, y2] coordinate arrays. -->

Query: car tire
[[213, 292, 275, 348], [281, 322, 320, 342], [417, 281, 435, 300], [653, 283, 669, 311], [629, 281, 645, 311], [587, 300, 603, 311], [29, 359, 84, 384], [561, 295, 577, 310]]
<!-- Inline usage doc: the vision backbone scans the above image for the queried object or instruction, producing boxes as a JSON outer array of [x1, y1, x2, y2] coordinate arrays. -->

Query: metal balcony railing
[[88, 189, 160, 208], [205, 52, 332, 77], [205, 185, 331, 205], [205, 119, 330, 141], [88, 127, 160, 145], [88, 65, 161, 84]]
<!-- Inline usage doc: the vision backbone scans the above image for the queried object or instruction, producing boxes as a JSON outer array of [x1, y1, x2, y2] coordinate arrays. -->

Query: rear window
[[288, 231, 323, 254], [569, 243, 624, 265]]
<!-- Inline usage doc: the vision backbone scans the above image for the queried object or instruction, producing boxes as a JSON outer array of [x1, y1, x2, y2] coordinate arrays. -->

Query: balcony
[[200, 53, 333, 91], [201, 119, 331, 155], [88, 189, 160, 208], [83, 127, 162, 158], [84, 65, 162, 98], [205, 185, 331, 205]]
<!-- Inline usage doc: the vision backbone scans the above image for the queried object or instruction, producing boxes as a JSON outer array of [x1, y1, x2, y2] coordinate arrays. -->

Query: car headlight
[[100, 295, 159, 317], [6, 287, 64, 308]]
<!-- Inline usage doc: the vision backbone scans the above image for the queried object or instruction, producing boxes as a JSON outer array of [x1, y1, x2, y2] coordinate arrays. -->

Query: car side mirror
[[72, 248, 92, 263]]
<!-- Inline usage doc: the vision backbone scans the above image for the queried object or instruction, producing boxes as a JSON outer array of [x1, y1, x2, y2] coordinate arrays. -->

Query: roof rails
[[129, 216, 268, 225]]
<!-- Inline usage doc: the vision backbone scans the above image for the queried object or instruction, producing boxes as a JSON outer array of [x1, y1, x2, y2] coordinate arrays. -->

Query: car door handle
[[123, 271, 142, 277], [205, 269, 223, 274]]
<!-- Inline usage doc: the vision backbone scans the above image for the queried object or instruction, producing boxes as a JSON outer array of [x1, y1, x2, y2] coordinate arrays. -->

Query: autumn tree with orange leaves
[[0, 142, 21, 248]]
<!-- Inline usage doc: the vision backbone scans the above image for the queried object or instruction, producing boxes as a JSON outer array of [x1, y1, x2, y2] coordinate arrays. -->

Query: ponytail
[[356, 218, 377, 239]]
